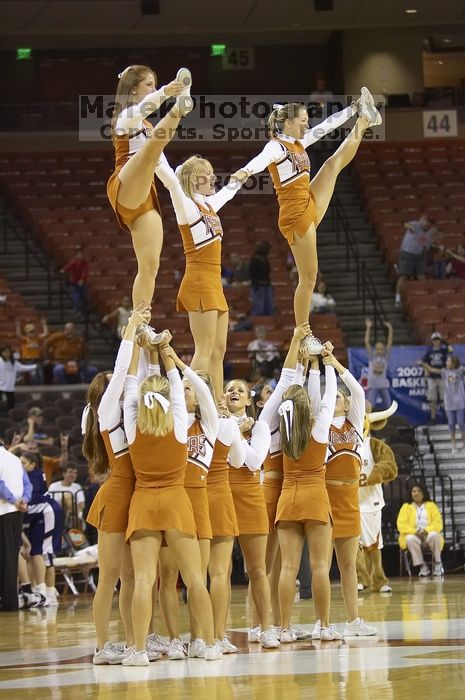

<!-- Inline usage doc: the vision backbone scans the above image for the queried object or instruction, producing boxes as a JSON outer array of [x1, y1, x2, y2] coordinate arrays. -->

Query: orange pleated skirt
[[325, 482, 360, 538], [86, 474, 135, 534], [176, 264, 228, 313], [126, 485, 197, 541], [262, 479, 283, 531], [185, 486, 213, 539], [275, 476, 332, 526], [107, 171, 161, 233], [207, 480, 239, 537], [277, 190, 317, 245]]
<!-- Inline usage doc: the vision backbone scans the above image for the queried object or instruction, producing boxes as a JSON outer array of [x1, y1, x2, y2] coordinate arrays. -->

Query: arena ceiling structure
[[0, 0, 465, 49]]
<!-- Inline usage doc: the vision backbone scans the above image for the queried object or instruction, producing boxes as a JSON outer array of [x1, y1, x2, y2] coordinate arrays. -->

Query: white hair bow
[[118, 66, 132, 79], [143, 391, 170, 413], [174, 164, 183, 177], [278, 399, 294, 440], [81, 403, 91, 435], [273, 103, 284, 110]]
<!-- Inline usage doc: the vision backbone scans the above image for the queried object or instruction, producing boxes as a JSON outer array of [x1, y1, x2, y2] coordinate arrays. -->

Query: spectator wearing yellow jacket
[[397, 483, 444, 577]]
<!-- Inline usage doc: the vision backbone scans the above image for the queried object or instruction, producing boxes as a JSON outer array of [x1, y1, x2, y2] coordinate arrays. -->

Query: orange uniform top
[[185, 419, 214, 488], [263, 450, 283, 476], [101, 427, 134, 480], [178, 201, 223, 267], [207, 439, 230, 485], [283, 437, 327, 481], [128, 428, 188, 488], [268, 138, 311, 202], [326, 419, 362, 480]]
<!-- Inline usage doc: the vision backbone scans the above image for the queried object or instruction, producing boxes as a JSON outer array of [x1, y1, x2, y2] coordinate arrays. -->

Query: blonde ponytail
[[177, 155, 212, 202], [279, 385, 314, 460]]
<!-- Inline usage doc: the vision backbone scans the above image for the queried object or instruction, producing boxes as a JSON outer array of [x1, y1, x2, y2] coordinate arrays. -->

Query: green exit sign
[[211, 44, 226, 57], [17, 48, 32, 60]]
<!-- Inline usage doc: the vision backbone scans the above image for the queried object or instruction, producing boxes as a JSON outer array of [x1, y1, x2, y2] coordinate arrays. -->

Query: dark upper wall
[[0, 37, 343, 104]]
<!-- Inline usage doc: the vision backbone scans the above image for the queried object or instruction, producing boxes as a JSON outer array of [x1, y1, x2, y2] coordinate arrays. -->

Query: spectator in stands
[[9, 434, 69, 487], [224, 252, 249, 286], [102, 295, 132, 339], [229, 312, 253, 332], [48, 464, 85, 530], [0, 346, 37, 410], [431, 230, 448, 279], [418, 332, 452, 423], [0, 294, 6, 305], [60, 248, 89, 318], [394, 214, 436, 307], [247, 325, 281, 379], [420, 354, 465, 456], [248, 241, 274, 316], [364, 319, 393, 410], [445, 243, 465, 279], [21, 408, 54, 447], [15, 318, 48, 384], [311, 280, 336, 314], [44, 322, 97, 385], [397, 483, 444, 577], [0, 437, 31, 611]]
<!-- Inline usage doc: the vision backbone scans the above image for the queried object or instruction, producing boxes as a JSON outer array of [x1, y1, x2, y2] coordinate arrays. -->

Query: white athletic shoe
[[359, 86, 382, 126], [247, 625, 261, 643], [433, 562, 444, 576], [188, 638, 207, 658], [93, 642, 126, 665], [18, 593, 25, 609], [146, 633, 168, 655], [167, 638, 187, 660], [320, 625, 344, 642], [176, 67, 192, 96], [176, 95, 194, 117], [280, 628, 297, 644], [379, 584, 392, 593], [311, 619, 321, 640], [419, 564, 431, 577], [45, 587, 59, 607], [290, 623, 311, 640], [199, 644, 222, 661], [22, 591, 47, 609], [121, 648, 150, 666], [344, 617, 377, 637], [259, 628, 280, 649], [357, 583, 365, 592], [215, 635, 237, 654]]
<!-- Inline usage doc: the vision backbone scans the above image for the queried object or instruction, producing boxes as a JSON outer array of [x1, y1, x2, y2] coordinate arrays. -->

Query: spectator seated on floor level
[[48, 464, 85, 530], [397, 482, 444, 577], [44, 322, 97, 385], [15, 318, 48, 384]]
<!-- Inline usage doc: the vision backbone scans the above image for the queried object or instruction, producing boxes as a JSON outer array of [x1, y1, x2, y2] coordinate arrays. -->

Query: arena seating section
[[0, 149, 345, 372], [0, 273, 42, 344], [354, 139, 465, 344]]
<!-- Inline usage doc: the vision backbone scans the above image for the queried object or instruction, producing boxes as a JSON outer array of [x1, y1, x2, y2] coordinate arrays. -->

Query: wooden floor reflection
[[2, 576, 465, 700]]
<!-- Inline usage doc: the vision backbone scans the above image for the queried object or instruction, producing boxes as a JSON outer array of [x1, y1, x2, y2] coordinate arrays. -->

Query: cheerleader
[[154, 153, 243, 400], [158, 346, 218, 660], [207, 413, 245, 653], [83, 306, 151, 664], [276, 345, 340, 642], [235, 89, 381, 325], [308, 355, 377, 638], [107, 65, 193, 307], [255, 338, 310, 634], [122, 340, 220, 665], [223, 379, 278, 648]]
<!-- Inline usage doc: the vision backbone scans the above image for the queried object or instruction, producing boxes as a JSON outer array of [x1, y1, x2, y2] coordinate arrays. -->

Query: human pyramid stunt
[[84, 64, 383, 665]]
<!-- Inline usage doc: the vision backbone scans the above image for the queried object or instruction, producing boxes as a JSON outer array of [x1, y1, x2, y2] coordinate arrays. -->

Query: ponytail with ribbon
[[143, 391, 171, 413], [278, 399, 294, 440]]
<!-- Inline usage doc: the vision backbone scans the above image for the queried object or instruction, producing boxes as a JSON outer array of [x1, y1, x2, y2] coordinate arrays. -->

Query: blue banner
[[348, 345, 465, 426]]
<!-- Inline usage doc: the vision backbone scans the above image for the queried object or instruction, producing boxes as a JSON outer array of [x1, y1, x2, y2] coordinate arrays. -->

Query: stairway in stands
[[416, 423, 465, 551], [0, 196, 114, 368], [317, 171, 413, 348]]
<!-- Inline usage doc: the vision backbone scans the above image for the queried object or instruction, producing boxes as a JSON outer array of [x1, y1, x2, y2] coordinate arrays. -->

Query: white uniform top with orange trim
[[359, 437, 385, 512], [113, 87, 168, 168], [154, 154, 242, 264], [240, 105, 356, 182]]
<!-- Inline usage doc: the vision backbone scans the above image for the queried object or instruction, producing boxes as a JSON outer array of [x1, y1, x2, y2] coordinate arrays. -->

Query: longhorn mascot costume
[[356, 401, 398, 593]]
